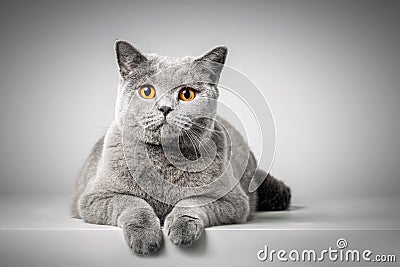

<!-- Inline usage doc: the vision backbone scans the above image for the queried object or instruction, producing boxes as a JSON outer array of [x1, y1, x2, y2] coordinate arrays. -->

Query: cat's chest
[[147, 149, 203, 185], [132, 144, 223, 187]]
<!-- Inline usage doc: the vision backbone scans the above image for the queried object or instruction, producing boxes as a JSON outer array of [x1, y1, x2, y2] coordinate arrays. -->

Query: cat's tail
[[255, 170, 291, 211]]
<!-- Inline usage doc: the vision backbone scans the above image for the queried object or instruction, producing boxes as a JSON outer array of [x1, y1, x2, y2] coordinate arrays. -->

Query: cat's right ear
[[115, 40, 148, 77]]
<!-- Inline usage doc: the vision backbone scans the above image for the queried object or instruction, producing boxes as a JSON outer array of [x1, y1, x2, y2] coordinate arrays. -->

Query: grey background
[[0, 0, 399, 202]]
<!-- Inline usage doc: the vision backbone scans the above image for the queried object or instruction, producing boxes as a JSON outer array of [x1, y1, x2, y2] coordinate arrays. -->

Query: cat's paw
[[123, 223, 163, 256], [164, 214, 204, 246]]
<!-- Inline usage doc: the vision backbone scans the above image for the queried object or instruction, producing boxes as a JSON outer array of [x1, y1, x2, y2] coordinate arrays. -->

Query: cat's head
[[114, 40, 227, 145]]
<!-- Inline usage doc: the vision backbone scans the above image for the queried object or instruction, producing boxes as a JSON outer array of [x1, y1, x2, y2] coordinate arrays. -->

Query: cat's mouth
[[140, 113, 194, 134], [153, 118, 166, 130], [140, 115, 196, 146]]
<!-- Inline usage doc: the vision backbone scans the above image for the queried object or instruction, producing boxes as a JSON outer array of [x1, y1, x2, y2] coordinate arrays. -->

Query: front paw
[[164, 214, 204, 246], [123, 223, 163, 256]]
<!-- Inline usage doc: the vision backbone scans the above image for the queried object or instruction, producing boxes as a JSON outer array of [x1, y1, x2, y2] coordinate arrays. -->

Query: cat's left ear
[[115, 40, 148, 77], [195, 46, 228, 80]]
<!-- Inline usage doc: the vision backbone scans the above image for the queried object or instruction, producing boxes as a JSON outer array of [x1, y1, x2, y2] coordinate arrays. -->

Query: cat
[[71, 40, 291, 256]]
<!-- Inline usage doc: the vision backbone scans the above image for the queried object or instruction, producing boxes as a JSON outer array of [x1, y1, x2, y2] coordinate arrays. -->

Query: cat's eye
[[179, 87, 196, 101], [139, 85, 156, 99]]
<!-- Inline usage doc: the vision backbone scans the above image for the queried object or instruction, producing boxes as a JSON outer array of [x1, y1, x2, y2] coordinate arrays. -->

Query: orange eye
[[139, 85, 156, 99], [179, 87, 196, 101]]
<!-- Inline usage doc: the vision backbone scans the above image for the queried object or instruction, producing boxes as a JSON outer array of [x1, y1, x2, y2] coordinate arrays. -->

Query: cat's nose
[[158, 106, 173, 116]]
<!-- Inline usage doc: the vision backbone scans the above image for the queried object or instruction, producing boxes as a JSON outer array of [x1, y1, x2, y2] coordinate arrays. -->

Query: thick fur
[[71, 41, 291, 256]]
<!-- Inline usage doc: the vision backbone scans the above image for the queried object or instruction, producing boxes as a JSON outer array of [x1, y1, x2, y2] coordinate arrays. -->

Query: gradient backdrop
[[0, 0, 399, 204]]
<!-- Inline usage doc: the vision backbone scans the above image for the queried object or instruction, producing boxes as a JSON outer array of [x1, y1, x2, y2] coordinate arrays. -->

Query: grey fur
[[71, 40, 291, 256]]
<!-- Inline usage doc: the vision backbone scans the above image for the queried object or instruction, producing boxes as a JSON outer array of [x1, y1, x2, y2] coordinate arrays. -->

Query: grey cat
[[71, 40, 291, 256]]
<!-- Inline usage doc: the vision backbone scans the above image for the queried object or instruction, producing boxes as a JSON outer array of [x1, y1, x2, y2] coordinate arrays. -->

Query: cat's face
[[114, 41, 227, 145]]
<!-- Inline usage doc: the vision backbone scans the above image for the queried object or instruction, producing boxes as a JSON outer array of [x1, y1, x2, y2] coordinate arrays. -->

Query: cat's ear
[[197, 46, 228, 65], [195, 46, 228, 80], [115, 40, 148, 77]]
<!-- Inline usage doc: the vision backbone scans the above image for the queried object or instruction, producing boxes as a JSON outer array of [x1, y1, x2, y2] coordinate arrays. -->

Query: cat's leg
[[78, 192, 162, 256], [164, 187, 250, 246]]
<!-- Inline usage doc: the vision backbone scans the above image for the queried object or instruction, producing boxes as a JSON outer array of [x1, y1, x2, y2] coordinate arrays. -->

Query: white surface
[[0, 196, 399, 267]]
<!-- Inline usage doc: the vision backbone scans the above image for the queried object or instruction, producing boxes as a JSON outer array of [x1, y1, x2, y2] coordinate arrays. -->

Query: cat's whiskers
[[141, 115, 164, 130], [171, 115, 192, 126], [182, 131, 200, 158], [187, 129, 218, 156], [185, 131, 207, 158], [181, 130, 192, 152], [185, 130, 217, 159], [190, 121, 224, 134], [168, 117, 191, 131], [166, 115, 218, 158], [163, 117, 203, 157], [189, 131, 215, 160], [173, 115, 224, 136], [138, 117, 156, 128], [136, 112, 157, 121], [144, 120, 162, 130]]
